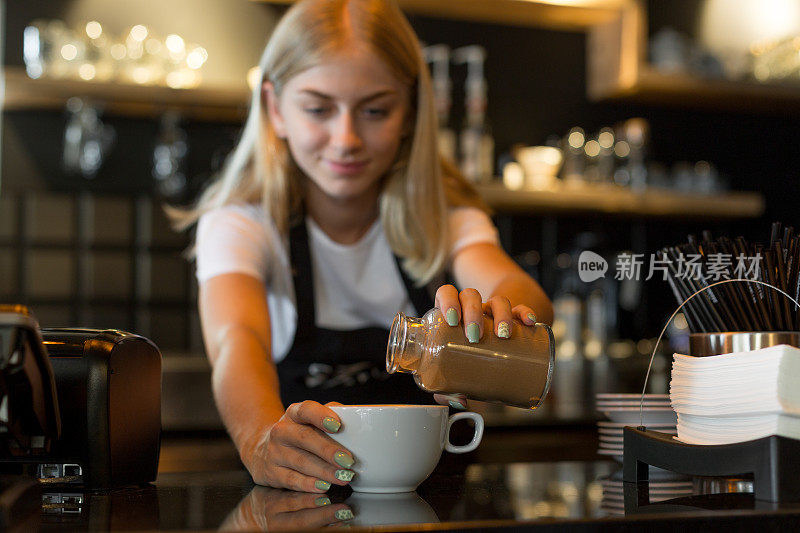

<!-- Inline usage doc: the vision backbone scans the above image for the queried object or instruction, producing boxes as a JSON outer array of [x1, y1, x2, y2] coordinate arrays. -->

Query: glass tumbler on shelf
[[386, 309, 555, 409]]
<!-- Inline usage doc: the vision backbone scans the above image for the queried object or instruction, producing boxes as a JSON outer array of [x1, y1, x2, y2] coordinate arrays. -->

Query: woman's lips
[[327, 159, 368, 175]]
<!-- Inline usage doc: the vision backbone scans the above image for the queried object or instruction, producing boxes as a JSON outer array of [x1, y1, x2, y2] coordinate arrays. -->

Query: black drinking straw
[[707, 240, 750, 330], [675, 244, 728, 331], [723, 236, 761, 330], [753, 244, 776, 331], [661, 251, 700, 332], [716, 237, 754, 330], [662, 248, 708, 331], [770, 222, 782, 247], [763, 250, 786, 330], [685, 241, 734, 331], [736, 237, 772, 331], [774, 241, 793, 330]]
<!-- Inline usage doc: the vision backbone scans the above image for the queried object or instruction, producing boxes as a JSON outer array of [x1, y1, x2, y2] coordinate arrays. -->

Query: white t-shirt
[[195, 204, 499, 363]]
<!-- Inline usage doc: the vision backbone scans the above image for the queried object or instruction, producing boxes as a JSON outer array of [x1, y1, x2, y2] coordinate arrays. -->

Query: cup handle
[[444, 412, 484, 453]]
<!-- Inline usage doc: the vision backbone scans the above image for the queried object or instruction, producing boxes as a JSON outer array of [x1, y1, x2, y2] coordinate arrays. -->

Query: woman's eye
[[363, 107, 389, 119], [303, 106, 330, 116]]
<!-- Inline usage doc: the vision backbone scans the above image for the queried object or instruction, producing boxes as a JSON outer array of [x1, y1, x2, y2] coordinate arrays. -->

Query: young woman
[[172, 0, 552, 493]]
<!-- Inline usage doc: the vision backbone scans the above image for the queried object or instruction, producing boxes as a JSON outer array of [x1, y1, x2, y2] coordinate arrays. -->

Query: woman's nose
[[330, 112, 362, 153]]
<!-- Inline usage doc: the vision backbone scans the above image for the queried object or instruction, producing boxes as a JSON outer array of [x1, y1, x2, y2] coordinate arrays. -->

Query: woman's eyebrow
[[297, 89, 398, 102]]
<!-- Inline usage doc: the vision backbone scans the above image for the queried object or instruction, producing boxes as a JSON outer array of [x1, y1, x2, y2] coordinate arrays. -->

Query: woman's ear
[[263, 81, 287, 139]]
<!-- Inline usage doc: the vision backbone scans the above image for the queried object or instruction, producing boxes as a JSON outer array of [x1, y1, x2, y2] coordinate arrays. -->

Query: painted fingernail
[[335, 469, 355, 481], [323, 417, 341, 433], [466, 322, 480, 343], [315, 479, 331, 491], [445, 307, 459, 326], [527, 313, 537, 324], [334, 451, 355, 468], [315, 496, 331, 506], [449, 399, 466, 410], [335, 509, 355, 521], [497, 321, 510, 338]]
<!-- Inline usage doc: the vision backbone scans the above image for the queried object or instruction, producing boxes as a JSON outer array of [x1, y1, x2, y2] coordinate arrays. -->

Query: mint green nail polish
[[335, 509, 354, 521], [334, 451, 354, 468], [445, 307, 459, 326], [323, 417, 341, 433], [335, 469, 355, 481], [315, 497, 331, 506], [466, 322, 480, 343], [315, 479, 331, 491], [497, 321, 510, 338], [527, 313, 537, 324], [449, 400, 466, 410]]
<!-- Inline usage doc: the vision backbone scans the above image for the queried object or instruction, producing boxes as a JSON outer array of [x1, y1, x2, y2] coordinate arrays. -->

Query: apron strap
[[393, 255, 437, 317], [289, 217, 316, 343]]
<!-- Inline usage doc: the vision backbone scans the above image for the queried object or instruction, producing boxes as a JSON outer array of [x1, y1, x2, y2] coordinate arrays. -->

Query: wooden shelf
[[256, 0, 629, 31], [587, 1, 800, 112], [476, 182, 765, 219], [1, 67, 250, 122]]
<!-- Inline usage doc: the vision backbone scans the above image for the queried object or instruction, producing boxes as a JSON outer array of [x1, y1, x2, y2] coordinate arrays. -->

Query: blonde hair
[[170, 0, 486, 284]]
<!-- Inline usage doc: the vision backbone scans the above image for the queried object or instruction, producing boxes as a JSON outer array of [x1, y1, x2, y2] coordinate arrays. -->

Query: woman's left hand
[[431, 284, 540, 411], [434, 284, 538, 343]]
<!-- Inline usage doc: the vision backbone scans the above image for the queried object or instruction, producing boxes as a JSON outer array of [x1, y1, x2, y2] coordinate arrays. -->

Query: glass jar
[[386, 308, 555, 409]]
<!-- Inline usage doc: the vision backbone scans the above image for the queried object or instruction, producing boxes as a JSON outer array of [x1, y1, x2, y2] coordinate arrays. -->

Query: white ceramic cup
[[329, 405, 484, 493]]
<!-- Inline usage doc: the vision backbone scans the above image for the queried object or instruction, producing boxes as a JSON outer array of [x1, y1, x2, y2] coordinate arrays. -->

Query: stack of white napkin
[[670, 344, 800, 445]]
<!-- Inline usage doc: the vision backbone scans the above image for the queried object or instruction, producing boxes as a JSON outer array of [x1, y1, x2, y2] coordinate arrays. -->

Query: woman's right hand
[[240, 400, 356, 492]]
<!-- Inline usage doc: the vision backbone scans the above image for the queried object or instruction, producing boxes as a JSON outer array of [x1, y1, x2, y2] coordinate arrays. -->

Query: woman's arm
[[450, 242, 553, 325], [199, 273, 355, 491], [435, 241, 553, 339]]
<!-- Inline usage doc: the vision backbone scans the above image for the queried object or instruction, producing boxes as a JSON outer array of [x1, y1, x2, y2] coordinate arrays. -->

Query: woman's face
[[266, 47, 413, 204]]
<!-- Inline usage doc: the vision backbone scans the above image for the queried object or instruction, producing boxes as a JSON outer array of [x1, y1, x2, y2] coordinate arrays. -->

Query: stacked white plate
[[596, 394, 678, 461]]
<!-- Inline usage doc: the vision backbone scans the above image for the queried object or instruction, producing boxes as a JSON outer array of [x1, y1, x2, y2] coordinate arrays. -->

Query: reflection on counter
[[456, 462, 611, 521], [28, 448, 796, 531]]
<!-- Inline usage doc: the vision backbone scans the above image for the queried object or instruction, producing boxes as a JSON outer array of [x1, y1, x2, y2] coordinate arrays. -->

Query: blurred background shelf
[[476, 182, 765, 218], [255, 0, 629, 31], [1, 67, 250, 121], [587, 0, 800, 112]]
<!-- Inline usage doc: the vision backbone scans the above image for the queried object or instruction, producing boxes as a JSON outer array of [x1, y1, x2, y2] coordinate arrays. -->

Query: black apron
[[276, 218, 435, 406]]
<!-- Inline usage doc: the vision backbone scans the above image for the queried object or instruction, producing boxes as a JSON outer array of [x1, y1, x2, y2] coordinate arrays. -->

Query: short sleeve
[[447, 207, 500, 258], [195, 204, 273, 284]]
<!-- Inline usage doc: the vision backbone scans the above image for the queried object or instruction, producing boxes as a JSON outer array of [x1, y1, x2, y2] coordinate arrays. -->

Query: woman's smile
[[326, 158, 370, 176]]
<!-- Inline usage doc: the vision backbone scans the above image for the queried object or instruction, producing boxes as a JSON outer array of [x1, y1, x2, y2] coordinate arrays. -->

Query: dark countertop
[[8, 426, 800, 531]]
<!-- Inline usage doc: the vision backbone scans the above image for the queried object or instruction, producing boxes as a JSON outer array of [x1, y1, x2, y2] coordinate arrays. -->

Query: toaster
[[40, 328, 162, 488], [1, 321, 162, 489]]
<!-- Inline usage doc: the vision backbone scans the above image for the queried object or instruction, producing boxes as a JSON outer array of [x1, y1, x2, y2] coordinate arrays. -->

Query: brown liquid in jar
[[413, 316, 552, 408]]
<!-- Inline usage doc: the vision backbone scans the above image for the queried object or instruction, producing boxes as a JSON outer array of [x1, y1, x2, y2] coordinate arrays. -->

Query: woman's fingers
[[434, 393, 467, 410], [435, 284, 461, 326], [512, 304, 538, 326], [272, 445, 354, 488], [270, 503, 354, 530], [458, 288, 483, 342], [282, 402, 356, 470], [286, 400, 342, 434], [224, 486, 353, 531], [482, 296, 513, 339]]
